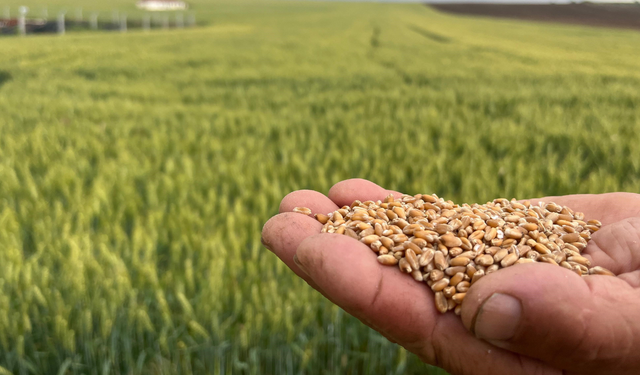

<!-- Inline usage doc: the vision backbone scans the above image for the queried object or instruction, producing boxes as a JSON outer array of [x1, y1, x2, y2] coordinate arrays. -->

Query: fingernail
[[293, 253, 308, 275], [474, 293, 522, 341]]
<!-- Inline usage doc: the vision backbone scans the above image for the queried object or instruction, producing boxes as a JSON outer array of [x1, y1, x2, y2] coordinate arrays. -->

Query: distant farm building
[[136, 0, 188, 11]]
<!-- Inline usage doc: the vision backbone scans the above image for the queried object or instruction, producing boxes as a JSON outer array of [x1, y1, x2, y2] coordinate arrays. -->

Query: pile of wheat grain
[[294, 193, 614, 315]]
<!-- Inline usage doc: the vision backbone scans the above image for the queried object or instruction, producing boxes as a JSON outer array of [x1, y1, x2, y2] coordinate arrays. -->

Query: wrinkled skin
[[261, 179, 640, 375]]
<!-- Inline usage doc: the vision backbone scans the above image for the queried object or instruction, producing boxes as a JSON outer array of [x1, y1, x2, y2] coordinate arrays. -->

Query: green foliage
[[1, 1, 640, 374]]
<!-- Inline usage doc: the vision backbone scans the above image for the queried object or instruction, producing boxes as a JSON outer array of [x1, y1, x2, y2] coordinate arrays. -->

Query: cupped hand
[[261, 178, 640, 375]]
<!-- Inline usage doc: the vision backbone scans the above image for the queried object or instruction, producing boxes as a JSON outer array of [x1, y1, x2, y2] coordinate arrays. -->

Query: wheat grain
[[314, 193, 615, 315]]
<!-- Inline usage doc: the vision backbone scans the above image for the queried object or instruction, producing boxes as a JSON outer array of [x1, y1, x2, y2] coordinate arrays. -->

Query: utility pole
[[90, 12, 98, 30], [17, 6, 28, 36], [120, 13, 127, 33], [57, 11, 66, 35], [143, 14, 150, 32], [112, 10, 119, 29]]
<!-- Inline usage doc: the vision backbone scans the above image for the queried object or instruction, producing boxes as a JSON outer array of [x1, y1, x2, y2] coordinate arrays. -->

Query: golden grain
[[316, 193, 609, 314]]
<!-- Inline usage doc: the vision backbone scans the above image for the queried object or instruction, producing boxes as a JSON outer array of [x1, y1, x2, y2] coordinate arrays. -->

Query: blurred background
[[1, 0, 639, 373]]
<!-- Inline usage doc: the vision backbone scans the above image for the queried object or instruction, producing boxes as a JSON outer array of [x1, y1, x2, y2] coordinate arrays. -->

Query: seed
[[450, 256, 471, 267], [411, 270, 424, 282], [470, 230, 486, 241], [476, 254, 494, 266], [504, 228, 523, 239], [379, 236, 394, 249], [429, 269, 445, 282], [501, 239, 517, 247], [440, 233, 462, 248], [377, 255, 398, 265], [493, 248, 509, 263], [445, 266, 467, 276], [516, 258, 535, 264], [449, 247, 463, 257], [406, 249, 420, 271], [561, 233, 581, 243], [293, 207, 312, 215], [345, 228, 359, 239], [471, 269, 485, 284], [585, 225, 600, 232], [443, 286, 456, 298], [500, 252, 519, 267], [316, 213, 330, 223], [405, 241, 423, 255], [485, 246, 500, 256], [456, 281, 470, 293], [419, 249, 435, 267], [546, 203, 562, 213], [459, 237, 472, 251], [588, 266, 615, 276], [412, 237, 428, 248], [360, 227, 375, 237], [465, 264, 477, 278], [452, 293, 466, 304], [450, 272, 465, 286], [434, 251, 448, 271], [534, 243, 551, 254], [568, 255, 591, 267], [539, 256, 558, 266], [431, 278, 450, 292], [484, 227, 497, 241], [361, 235, 380, 245], [399, 258, 412, 273], [392, 206, 406, 219], [505, 215, 520, 223], [572, 241, 586, 251], [517, 245, 531, 257], [486, 219, 500, 227], [435, 224, 453, 234], [370, 240, 382, 252], [357, 222, 372, 231], [392, 233, 410, 243], [435, 292, 448, 313], [458, 250, 477, 259], [447, 298, 456, 311]]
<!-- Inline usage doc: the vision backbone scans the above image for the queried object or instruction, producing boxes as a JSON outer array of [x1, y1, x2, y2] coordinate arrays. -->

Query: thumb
[[460, 262, 640, 374]]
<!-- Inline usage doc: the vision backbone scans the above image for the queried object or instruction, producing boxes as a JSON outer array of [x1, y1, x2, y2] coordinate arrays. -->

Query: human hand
[[261, 178, 640, 375]]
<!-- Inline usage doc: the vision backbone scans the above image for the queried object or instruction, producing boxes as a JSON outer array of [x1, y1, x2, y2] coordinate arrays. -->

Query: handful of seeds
[[293, 193, 615, 315]]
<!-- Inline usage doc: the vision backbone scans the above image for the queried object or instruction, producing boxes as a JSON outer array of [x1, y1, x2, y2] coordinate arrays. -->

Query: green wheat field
[[1, 0, 640, 373]]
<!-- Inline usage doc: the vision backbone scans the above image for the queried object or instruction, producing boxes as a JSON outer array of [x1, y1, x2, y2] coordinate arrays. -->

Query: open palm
[[262, 179, 640, 375]]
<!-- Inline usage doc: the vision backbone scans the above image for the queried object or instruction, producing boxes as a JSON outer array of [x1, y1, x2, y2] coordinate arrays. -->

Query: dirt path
[[430, 3, 640, 31]]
